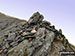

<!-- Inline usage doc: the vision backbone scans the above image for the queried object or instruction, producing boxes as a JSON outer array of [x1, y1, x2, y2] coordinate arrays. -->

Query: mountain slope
[[0, 12, 75, 56]]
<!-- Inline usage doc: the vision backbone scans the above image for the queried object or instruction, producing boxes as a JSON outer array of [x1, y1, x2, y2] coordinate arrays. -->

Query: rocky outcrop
[[0, 12, 75, 56]]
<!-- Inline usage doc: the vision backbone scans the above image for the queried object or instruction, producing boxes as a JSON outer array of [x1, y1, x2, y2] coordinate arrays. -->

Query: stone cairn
[[0, 12, 66, 56]]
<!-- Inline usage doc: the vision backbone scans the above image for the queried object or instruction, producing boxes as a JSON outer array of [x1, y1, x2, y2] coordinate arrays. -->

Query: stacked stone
[[0, 12, 65, 56]]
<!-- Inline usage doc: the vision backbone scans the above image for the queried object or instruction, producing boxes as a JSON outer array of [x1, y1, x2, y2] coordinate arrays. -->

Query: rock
[[31, 29, 36, 34], [22, 32, 29, 36], [0, 50, 3, 54], [28, 12, 44, 24], [59, 29, 62, 34], [7, 33, 16, 41], [36, 28, 46, 38], [0, 37, 3, 44], [3, 48, 8, 54], [28, 38, 32, 41], [0, 12, 75, 56], [25, 28, 33, 32], [5, 42, 9, 48], [41, 20, 51, 26], [32, 31, 55, 56]]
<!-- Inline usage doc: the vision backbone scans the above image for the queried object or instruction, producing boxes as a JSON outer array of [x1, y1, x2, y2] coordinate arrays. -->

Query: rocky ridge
[[0, 12, 75, 56]]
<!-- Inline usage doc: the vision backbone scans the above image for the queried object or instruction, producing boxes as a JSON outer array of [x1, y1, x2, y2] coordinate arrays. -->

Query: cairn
[[0, 12, 70, 56]]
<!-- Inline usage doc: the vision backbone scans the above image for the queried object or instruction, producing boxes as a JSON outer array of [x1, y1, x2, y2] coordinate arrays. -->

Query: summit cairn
[[0, 12, 75, 56], [28, 12, 44, 24]]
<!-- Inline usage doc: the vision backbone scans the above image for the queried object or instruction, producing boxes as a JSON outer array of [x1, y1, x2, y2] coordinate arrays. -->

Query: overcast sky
[[0, 0, 75, 45]]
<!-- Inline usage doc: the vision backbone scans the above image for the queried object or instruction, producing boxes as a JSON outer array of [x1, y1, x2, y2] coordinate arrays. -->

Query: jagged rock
[[40, 20, 51, 27], [28, 12, 44, 24], [0, 12, 75, 56], [59, 29, 62, 34]]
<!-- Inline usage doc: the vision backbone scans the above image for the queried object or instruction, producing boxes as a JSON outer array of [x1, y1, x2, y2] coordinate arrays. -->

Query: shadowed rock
[[28, 12, 44, 24]]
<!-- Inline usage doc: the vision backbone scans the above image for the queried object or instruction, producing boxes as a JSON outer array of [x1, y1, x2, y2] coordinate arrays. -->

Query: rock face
[[0, 12, 75, 56]]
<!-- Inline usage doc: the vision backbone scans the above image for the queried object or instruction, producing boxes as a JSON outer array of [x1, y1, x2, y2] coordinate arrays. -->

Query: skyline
[[0, 0, 75, 45]]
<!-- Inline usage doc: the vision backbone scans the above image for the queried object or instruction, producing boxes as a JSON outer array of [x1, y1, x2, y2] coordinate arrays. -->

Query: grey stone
[[7, 33, 16, 41], [5, 42, 9, 48], [36, 28, 46, 38], [28, 12, 44, 24], [0, 37, 3, 44], [59, 29, 62, 34], [41, 20, 51, 26], [32, 30, 55, 56]]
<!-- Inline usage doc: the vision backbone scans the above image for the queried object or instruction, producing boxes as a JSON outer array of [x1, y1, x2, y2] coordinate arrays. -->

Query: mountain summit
[[0, 12, 75, 56]]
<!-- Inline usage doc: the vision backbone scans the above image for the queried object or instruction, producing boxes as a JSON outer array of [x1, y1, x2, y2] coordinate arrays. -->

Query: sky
[[0, 0, 75, 45]]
